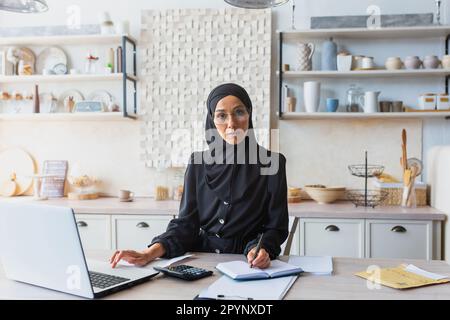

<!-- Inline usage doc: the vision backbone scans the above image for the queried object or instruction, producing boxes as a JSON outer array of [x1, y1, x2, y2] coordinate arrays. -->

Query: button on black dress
[[150, 150, 289, 259]]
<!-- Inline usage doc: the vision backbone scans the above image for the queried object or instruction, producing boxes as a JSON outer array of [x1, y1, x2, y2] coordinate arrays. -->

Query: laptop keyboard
[[89, 271, 130, 289]]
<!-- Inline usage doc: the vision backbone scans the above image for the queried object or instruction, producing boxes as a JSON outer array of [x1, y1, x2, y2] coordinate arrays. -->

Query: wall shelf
[[0, 34, 138, 119], [0, 113, 138, 122], [279, 26, 450, 40], [0, 34, 137, 46], [0, 73, 134, 83], [280, 112, 450, 120], [279, 69, 450, 79], [278, 26, 450, 119]]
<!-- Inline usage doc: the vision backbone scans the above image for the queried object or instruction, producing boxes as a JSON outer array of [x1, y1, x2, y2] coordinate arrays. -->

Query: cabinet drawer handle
[[77, 221, 88, 228], [325, 225, 340, 232], [391, 226, 407, 233], [136, 222, 150, 228]]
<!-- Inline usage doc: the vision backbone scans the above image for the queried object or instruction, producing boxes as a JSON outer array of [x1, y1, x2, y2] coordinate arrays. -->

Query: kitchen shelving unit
[[0, 113, 133, 122], [277, 25, 450, 120], [0, 34, 138, 120]]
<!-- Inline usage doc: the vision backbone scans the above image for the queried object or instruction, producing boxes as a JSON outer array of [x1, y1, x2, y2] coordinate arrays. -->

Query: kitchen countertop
[[0, 196, 446, 220]]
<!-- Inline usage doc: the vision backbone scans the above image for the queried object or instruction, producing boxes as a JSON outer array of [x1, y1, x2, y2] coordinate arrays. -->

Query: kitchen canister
[[418, 94, 436, 110], [385, 57, 403, 70], [298, 42, 315, 71], [442, 55, 450, 69], [404, 56, 422, 69], [337, 52, 353, 72], [423, 55, 441, 69], [437, 94, 450, 110], [304, 81, 321, 113], [321, 37, 337, 71]]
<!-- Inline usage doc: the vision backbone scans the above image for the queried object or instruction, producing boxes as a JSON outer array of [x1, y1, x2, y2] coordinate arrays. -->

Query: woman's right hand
[[110, 243, 166, 268]]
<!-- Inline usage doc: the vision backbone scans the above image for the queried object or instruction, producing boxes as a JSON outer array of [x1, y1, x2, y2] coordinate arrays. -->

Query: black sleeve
[[243, 153, 289, 260], [149, 154, 200, 258]]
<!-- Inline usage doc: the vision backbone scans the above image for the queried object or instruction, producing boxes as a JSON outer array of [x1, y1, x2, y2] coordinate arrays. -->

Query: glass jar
[[172, 168, 185, 201], [154, 167, 170, 201], [346, 84, 364, 112], [402, 183, 417, 208]]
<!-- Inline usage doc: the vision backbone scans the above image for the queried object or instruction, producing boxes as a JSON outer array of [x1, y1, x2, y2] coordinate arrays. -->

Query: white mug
[[304, 81, 321, 113], [69, 68, 79, 75], [119, 190, 134, 200]]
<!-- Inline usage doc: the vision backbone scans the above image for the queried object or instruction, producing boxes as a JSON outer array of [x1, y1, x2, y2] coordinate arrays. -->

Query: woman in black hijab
[[111, 83, 288, 269]]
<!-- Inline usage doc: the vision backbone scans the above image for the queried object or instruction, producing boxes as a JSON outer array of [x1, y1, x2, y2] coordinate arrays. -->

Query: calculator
[[153, 265, 213, 281]]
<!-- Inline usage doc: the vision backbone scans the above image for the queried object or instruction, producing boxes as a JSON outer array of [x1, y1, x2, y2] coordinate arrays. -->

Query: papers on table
[[288, 256, 333, 275], [404, 264, 448, 281], [355, 264, 450, 289], [198, 275, 298, 300]]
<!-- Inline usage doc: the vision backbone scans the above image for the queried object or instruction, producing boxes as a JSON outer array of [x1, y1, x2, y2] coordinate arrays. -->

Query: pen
[[250, 233, 264, 268], [217, 295, 254, 300]]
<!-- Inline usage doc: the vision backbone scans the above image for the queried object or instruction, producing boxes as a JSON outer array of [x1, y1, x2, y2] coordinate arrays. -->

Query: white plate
[[58, 90, 84, 113], [87, 90, 113, 108], [36, 47, 67, 75]]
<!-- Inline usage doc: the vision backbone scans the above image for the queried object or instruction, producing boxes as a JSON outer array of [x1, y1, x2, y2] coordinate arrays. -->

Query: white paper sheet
[[405, 264, 448, 280], [288, 256, 333, 275]]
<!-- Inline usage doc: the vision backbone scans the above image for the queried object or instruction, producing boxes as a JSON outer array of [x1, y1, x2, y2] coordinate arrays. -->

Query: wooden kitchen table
[[1, 252, 450, 300]]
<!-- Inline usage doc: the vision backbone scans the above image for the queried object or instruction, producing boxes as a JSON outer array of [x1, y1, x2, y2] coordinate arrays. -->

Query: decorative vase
[[304, 81, 321, 113], [298, 42, 315, 71], [321, 37, 337, 71]]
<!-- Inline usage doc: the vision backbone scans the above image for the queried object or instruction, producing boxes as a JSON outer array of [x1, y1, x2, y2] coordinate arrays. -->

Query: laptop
[[0, 203, 159, 299]]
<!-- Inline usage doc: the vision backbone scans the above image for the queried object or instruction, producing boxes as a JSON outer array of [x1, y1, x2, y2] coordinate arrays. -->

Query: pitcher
[[359, 91, 380, 113], [298, 42, 315, 71]]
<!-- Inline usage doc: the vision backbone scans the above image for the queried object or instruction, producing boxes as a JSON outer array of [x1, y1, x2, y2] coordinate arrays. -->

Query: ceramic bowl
[[304, 186, 346, 204]]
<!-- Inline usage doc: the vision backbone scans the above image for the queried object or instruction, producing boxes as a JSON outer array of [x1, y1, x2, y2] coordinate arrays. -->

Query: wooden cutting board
[[68, 192, 99, 200], [0, 148, 36, 196], [0, 179, 17, 197]]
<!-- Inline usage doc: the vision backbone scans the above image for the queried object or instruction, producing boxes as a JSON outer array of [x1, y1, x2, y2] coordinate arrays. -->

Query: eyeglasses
[[214, 109, 249, 125]]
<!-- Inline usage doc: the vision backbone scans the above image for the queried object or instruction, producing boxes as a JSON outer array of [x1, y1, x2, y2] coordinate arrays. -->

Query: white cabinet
[[75, 214, 112, 250], [299, 218, 365, 258], [112, 215, 173, 250], [75, 214, 174, 251], [296, 217, 440, 260], [365, 220, 432, 260]]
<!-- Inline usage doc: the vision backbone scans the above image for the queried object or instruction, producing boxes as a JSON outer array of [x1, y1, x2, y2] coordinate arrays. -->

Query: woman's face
[[213, 95, 250, 145]]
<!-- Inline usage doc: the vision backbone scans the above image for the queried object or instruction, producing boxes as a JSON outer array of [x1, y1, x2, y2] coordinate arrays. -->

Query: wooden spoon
[[401, 129, 408, 172]]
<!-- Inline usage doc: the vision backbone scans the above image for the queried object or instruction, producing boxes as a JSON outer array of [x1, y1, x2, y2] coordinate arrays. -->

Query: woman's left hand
[[247, 248, 271, 269]]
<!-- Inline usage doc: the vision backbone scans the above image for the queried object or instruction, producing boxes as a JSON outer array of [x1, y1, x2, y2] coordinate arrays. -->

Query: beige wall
[[279, 119, 422, 188], [0, 120, 179, 197]]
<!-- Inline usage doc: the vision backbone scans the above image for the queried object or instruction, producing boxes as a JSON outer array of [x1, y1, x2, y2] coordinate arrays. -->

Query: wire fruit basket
[[346, 189, 389, 208], [347, 151, 386, 208], [348, 165, 384, 178]]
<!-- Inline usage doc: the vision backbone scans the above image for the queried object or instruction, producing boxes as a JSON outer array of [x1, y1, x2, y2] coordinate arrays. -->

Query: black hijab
[[203, 83, 266, 204]]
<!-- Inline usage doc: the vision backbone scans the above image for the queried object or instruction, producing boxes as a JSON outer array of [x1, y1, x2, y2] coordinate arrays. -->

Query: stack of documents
[[198, 275, 298, 300], [288, 256, 333, 275]]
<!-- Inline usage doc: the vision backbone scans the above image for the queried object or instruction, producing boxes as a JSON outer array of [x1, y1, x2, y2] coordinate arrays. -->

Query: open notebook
[[216, 260, 303, 280]]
